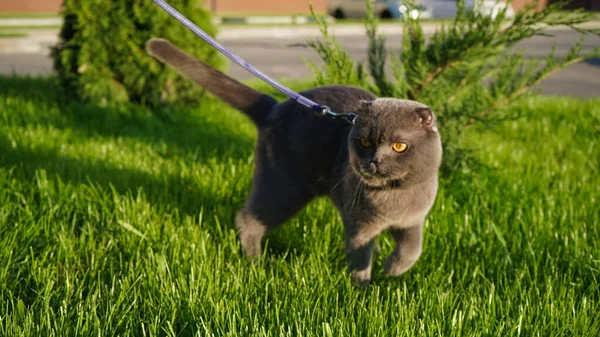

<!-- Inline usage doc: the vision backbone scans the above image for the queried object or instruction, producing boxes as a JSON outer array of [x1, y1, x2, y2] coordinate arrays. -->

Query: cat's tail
[[146, 38, 277, 126]]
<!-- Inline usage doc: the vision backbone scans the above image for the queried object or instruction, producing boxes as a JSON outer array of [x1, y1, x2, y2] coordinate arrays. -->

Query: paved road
[[1, 29, 599, 97]]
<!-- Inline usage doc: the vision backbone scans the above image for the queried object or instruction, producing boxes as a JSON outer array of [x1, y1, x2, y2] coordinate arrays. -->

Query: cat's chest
[[358, 184, 436, 227]]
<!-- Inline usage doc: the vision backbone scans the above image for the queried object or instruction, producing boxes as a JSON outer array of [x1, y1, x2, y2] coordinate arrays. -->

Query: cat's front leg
[[343, 219, 381, 286], [384, 224, 423, 277], [345, 237, 375, 286]]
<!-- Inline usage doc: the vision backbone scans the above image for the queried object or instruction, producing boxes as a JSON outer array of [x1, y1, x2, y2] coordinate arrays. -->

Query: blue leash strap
[[151, 0, 357, 125]]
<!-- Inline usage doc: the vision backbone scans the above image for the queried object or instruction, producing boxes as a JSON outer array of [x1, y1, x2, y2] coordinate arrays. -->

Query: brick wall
[[0, 0, 327, 14], [0, 0, 63, 12], [549, 0, 600, 10], [511, 0, 549, 11], [5, 0, 596, 16]]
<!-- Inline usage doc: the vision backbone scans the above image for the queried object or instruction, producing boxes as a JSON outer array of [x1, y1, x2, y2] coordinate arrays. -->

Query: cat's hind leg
[[384, 225, 423, 276], [236, 170, 313, 257]]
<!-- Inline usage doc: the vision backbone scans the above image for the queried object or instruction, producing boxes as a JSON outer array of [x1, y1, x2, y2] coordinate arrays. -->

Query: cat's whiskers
[[349, 180, 365, 212], [346, 182, 356, 210], [344, 180, 358, 211], [330, 169, 353, 193]]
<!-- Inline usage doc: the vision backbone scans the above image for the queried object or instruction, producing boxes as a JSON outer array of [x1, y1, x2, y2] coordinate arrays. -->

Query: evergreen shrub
[[307, 0, 600, 173], [52, 0, 224, 107]]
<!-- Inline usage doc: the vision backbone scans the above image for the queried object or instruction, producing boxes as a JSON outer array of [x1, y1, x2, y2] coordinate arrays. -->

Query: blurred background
[[1, 0, 599, 96]]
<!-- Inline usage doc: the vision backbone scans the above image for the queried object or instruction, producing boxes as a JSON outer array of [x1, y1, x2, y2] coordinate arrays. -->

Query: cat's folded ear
[[416, 107, 438, 133]]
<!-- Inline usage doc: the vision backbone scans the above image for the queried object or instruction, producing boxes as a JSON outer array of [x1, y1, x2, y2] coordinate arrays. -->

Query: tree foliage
[[307, 0, 600, 173], [52, 0, 225, 107]]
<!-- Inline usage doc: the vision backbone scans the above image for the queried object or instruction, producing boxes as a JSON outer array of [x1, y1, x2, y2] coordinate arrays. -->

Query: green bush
[[52, 0, 225, 107], [307, 0, 600, 174]]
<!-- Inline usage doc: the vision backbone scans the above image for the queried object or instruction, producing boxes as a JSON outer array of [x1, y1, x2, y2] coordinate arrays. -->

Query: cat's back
[[268, 85, 376, 123], [258, 85, 376, 194], [297, 85, 376, 113]]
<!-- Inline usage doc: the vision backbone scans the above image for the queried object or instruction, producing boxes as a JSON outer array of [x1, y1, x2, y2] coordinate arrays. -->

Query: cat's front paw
[[383, 255, 418, 277], [351, 269, 371, 287]]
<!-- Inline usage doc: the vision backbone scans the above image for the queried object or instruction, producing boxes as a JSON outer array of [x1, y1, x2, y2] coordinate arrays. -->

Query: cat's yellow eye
[[359, 137, 372, 148], [392, 142, 408, 153]]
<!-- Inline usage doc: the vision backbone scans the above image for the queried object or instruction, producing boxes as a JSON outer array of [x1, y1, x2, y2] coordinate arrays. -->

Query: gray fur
[[146, 38, 442, 285]]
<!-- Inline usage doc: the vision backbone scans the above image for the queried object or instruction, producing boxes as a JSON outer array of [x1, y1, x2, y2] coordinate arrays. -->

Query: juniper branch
[[467, 55, 587, 126], [412, 61, 456, 98]]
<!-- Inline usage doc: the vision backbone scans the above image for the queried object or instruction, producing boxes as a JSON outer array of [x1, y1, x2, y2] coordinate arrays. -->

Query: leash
[[151, 0, 357, 125]]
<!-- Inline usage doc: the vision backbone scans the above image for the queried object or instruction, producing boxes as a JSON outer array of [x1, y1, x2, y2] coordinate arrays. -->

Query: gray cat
[[146, 38, 442, 285]]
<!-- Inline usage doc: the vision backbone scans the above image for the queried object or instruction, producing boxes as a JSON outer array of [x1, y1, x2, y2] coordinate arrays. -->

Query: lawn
[[0, 76, 598, 336], [0, 32, 26, 38]]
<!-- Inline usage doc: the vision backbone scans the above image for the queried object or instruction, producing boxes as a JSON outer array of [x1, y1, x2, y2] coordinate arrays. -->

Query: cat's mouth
[[354, 164, 408, 187], [356, 166, 391, 186], [360, 169, 385, 179]]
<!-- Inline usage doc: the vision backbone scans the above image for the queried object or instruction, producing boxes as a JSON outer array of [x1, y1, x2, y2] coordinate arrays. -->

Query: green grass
[[0, 12, 59, 18], [0, 76, 598, 336], [0, 25, 59, 29], [0, 31, 26, 38]]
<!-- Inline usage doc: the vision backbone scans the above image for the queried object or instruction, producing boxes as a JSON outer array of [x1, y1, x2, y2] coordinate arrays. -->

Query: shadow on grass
[[0, 75, 62, 106], [0, 131, 238, 222], [0, 75, 320, 257], [0, 75, 256, 161], [0, 75, 258, 228], [0, 75, 314, 259]]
